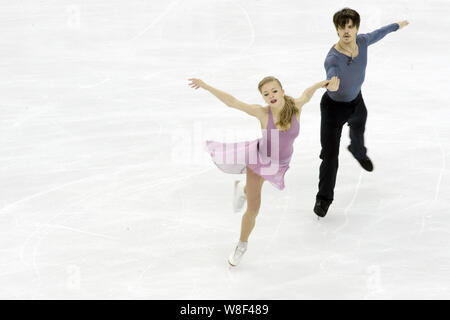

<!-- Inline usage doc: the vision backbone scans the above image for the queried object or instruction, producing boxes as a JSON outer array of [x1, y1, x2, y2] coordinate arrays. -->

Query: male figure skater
[[314, 8, 409, 217]]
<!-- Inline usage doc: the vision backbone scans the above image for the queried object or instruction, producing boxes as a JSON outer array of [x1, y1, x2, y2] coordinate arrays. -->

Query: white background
[[1, 0, 449, 299]]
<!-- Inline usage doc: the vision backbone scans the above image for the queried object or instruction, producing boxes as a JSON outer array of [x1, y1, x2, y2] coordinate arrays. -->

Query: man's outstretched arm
[[363, 20, 409, 46]]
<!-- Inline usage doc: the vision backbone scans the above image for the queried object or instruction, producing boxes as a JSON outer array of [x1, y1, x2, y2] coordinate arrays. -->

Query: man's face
[[337, 19, 358, 43]]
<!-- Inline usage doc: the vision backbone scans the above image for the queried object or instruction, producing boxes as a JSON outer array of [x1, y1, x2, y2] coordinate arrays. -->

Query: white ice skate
[[228, 241, 247, 267], [233, 180, 246, 213]]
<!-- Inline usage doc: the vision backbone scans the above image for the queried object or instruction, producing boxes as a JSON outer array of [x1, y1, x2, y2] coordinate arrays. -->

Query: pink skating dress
[[205, 106, 300, 190]]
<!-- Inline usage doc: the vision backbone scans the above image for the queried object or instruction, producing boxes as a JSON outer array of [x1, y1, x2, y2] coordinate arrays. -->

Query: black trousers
[[317, 91, 368, 201]]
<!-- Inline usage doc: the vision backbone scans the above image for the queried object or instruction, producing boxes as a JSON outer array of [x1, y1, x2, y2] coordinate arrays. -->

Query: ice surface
[[1, 0, 449, 299]]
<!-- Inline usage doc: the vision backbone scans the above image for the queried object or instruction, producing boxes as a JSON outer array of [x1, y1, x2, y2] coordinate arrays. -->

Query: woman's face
[[260, 81, 284, 108]]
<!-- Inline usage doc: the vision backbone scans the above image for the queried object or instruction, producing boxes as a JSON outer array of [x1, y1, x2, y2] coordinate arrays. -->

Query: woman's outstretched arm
[[188, 78, 264, 118], [294, 78, 338, 108]]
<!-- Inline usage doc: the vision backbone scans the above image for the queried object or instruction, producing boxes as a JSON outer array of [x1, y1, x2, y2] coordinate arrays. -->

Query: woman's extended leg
[[239, 166, 265, 242]]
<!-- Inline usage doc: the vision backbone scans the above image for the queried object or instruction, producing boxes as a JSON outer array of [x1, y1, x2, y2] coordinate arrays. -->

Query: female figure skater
[[188, 76, 338, 266]]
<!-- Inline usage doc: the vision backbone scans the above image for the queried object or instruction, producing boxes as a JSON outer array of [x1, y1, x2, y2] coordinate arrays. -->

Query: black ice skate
[[348, 146, 374, 172], [314, 199, 332, 218]]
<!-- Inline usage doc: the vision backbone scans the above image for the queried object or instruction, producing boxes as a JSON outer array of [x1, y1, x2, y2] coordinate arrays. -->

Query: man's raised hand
[[397, 20, 409, 29]]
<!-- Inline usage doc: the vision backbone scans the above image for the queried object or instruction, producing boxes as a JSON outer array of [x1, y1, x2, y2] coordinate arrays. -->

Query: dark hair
[[333, 8, 360, 30]]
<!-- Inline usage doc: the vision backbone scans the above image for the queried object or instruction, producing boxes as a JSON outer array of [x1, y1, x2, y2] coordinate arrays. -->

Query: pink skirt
[[205, 139, 289, 190]]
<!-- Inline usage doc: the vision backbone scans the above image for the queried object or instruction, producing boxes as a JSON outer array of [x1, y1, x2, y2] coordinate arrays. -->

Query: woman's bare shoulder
[[256, 105, 269, 118]]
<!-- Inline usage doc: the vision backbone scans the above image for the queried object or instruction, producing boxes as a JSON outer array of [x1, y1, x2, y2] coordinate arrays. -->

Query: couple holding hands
[[188, 8, 409, 267]]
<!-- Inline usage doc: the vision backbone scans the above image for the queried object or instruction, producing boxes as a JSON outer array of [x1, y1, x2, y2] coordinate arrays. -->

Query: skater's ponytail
[[258, 76, 299, 131], [278, 95, 298, 131]]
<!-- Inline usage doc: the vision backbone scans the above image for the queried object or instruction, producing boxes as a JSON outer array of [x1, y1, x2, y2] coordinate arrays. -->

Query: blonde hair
[[258, 76, 299, 131]]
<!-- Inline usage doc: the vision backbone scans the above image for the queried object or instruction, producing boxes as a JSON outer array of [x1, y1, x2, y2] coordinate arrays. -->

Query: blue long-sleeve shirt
[[325, 23, 399, 102]]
